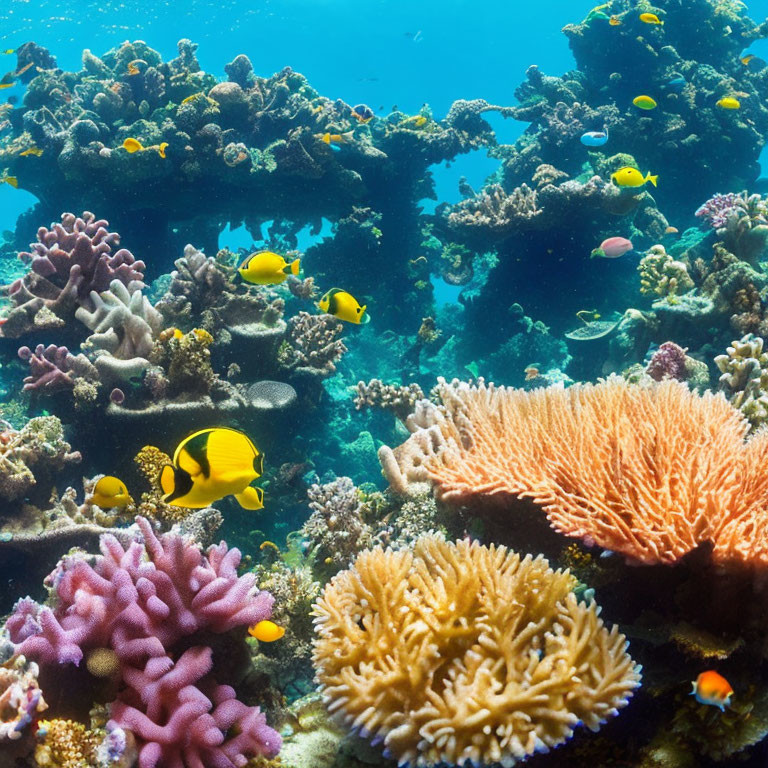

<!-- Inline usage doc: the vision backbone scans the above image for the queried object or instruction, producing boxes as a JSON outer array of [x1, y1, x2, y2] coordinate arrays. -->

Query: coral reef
[[0, 652, 47, 742], [696, 191, 768, 266], [715, 333, 768, 430], [279, 312, 346, 380], [638, 244, 695, 300], [1, 212, 145, 337], [353, 379, 424, 422], [312, 536, 640, 767], [5, 516, 282, 767], [380, 376, 768, 568]]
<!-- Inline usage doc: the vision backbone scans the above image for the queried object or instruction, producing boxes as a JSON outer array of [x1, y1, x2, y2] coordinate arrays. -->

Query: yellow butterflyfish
[[238, 250, 300, 285], [318, 288, 370, 324], [159, 427, 265, 510], [248, 621, 285, 642], [91, 475, 133, 509]]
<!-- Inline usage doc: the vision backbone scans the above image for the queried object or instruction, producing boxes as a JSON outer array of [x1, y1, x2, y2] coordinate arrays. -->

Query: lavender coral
[[18, 343, 99, 394], [6, 516, 281, 767], [1, 212, 145, 337]]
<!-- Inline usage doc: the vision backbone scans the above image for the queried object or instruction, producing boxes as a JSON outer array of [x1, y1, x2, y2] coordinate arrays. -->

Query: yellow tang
[[632, 95, 657, 110], [318, 287, 370, 324], [716, 97, 740, 110], [156, 141, 168, 158], [159, 427, 265, 510], [19, 146, 43, 157], [611, 166, 658, 188], [1, 50, 14, 55], [639, 12, 663, 24], [0, 84, 13, 90], [248, 620, 285, 642], [238, 250, 301, 285], [1, 176, 18, 188], [91, 475, 133, 509], [123, 137, 144, 153]]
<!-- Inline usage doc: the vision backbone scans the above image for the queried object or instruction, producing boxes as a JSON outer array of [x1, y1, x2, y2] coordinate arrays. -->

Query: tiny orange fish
[[524, 366, 540, 381], [664, 226, 678, 235], [609, 15, 622, 25], [127, 61, 140, 76], [15, 62, 33, 76], [691, 671, 733, 711]]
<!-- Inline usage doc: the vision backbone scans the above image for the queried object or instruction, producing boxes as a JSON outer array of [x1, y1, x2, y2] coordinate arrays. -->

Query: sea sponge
[[312, 536, 640, 768]]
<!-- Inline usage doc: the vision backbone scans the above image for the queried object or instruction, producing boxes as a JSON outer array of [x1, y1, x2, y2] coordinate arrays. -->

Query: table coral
[[379, 376, 768, 568], [5, 516, 281, 768], [1, 212, 145, 338], [312, 536, 640, 767]]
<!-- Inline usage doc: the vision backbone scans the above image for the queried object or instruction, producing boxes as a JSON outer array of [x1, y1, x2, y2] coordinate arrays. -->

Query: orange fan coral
[[312, 536, 640, 767], [379, 377, 768, 566]]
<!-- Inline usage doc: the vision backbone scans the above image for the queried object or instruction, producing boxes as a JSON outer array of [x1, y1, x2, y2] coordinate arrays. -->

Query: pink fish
[[591, 237, 634, 259]]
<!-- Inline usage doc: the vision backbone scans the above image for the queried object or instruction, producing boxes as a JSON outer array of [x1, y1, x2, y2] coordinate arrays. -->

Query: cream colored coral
[[312, 537, 640, 768], [380, 376, 768, 566]]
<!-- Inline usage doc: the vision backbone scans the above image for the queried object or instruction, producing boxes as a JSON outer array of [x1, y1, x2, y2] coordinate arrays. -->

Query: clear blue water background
[[1, 0, 768, 250]]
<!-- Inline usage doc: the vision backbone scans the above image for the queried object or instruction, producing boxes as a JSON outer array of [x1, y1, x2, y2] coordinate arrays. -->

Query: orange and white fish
[[691, 671, 733, 711]]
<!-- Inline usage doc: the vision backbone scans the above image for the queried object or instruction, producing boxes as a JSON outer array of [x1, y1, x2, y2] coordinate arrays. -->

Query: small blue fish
[[665, 76, 686, 92], [580, 127, 609, 147]]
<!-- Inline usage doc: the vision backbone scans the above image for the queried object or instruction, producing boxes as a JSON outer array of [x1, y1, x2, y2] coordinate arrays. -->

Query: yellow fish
[[318, 288, 370, 324], [91, 475, 133, 509], [632, 95, 657, 110], [238, 250, 301, 285], [248, 620, 285, 642], [639, 12, 664, 24], [611, 166, 658, 187], [156, 141, 168, 158], [127, 61, 140, 76], [609, 15, 622, 25], [401, 115, 428, 128], [123, 137, 144, 153], [1, 175, 18, 188], [716, 97, 740, 110], [316, 131, 354, 145], [173, 328, 184, 339], [19, 146, 42, 157], [181, 92, 204, 104], [0, 84, 12, 90], [159, 427, 265, 510], [1, 50, 14, 55]]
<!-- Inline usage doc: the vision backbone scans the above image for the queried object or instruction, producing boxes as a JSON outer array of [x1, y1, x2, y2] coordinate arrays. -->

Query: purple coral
[[6, 516, 281, 767], [695, 192, 745, 229], [18, 344, 98, 393], [2, 212, 145, 337], [646, 341, 688, 382]]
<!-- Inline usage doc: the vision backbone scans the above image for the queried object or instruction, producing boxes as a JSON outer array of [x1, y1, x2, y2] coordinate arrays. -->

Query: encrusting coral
[[638, 244, 695, 300], [380, 376, 768, 567], [312, 535, 640, 767], [715, 333, 768, 431]]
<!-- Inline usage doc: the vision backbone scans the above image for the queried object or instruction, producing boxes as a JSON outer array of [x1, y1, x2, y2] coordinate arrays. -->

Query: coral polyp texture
[[2, 212, 145, 337], [5, 516, 281, 767], [380, 376, 768, 567], [312, 536, 640, 767]]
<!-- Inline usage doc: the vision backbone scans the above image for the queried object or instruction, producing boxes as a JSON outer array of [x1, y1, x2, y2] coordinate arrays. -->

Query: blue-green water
[[2, 1, 768, 766]]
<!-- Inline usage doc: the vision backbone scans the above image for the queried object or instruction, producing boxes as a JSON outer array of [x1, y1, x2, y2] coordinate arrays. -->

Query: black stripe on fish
[[184, 430, 212, 478], [326, 288, 342, 315], [253, 453, 264, 476], [163, 465, 194, 504]]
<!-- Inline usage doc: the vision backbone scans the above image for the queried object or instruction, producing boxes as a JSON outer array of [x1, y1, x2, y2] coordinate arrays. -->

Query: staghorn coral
[[1, 212, 145, 337], [312, 536, 640, 767], [353, 379, 424, 422], [0, 652, 47, 742], [300, 477, 373, 574], [638, 245, 695, 300], [380, 376, 768, 568], [279, 312, 346, 379], [715, 334, 768, 430]]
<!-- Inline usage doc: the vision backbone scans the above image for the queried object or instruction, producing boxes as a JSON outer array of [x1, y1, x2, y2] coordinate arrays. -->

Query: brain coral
[[380, 376, 768, 567], [312, 536, 640, 767]]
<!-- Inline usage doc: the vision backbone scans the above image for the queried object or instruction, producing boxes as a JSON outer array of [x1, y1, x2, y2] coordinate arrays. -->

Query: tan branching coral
[[638, 244, 694, 299], [312, 536, 640, 767], [380, 377, 768, 566], [715, 334, 768, 430]]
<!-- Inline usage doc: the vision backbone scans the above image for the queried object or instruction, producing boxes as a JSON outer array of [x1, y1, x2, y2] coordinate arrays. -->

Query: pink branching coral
[[18, 344, 99, 393], [695, 192, 749, 229], [6, 516, 281, 767], [2, 212, 145, 337]]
